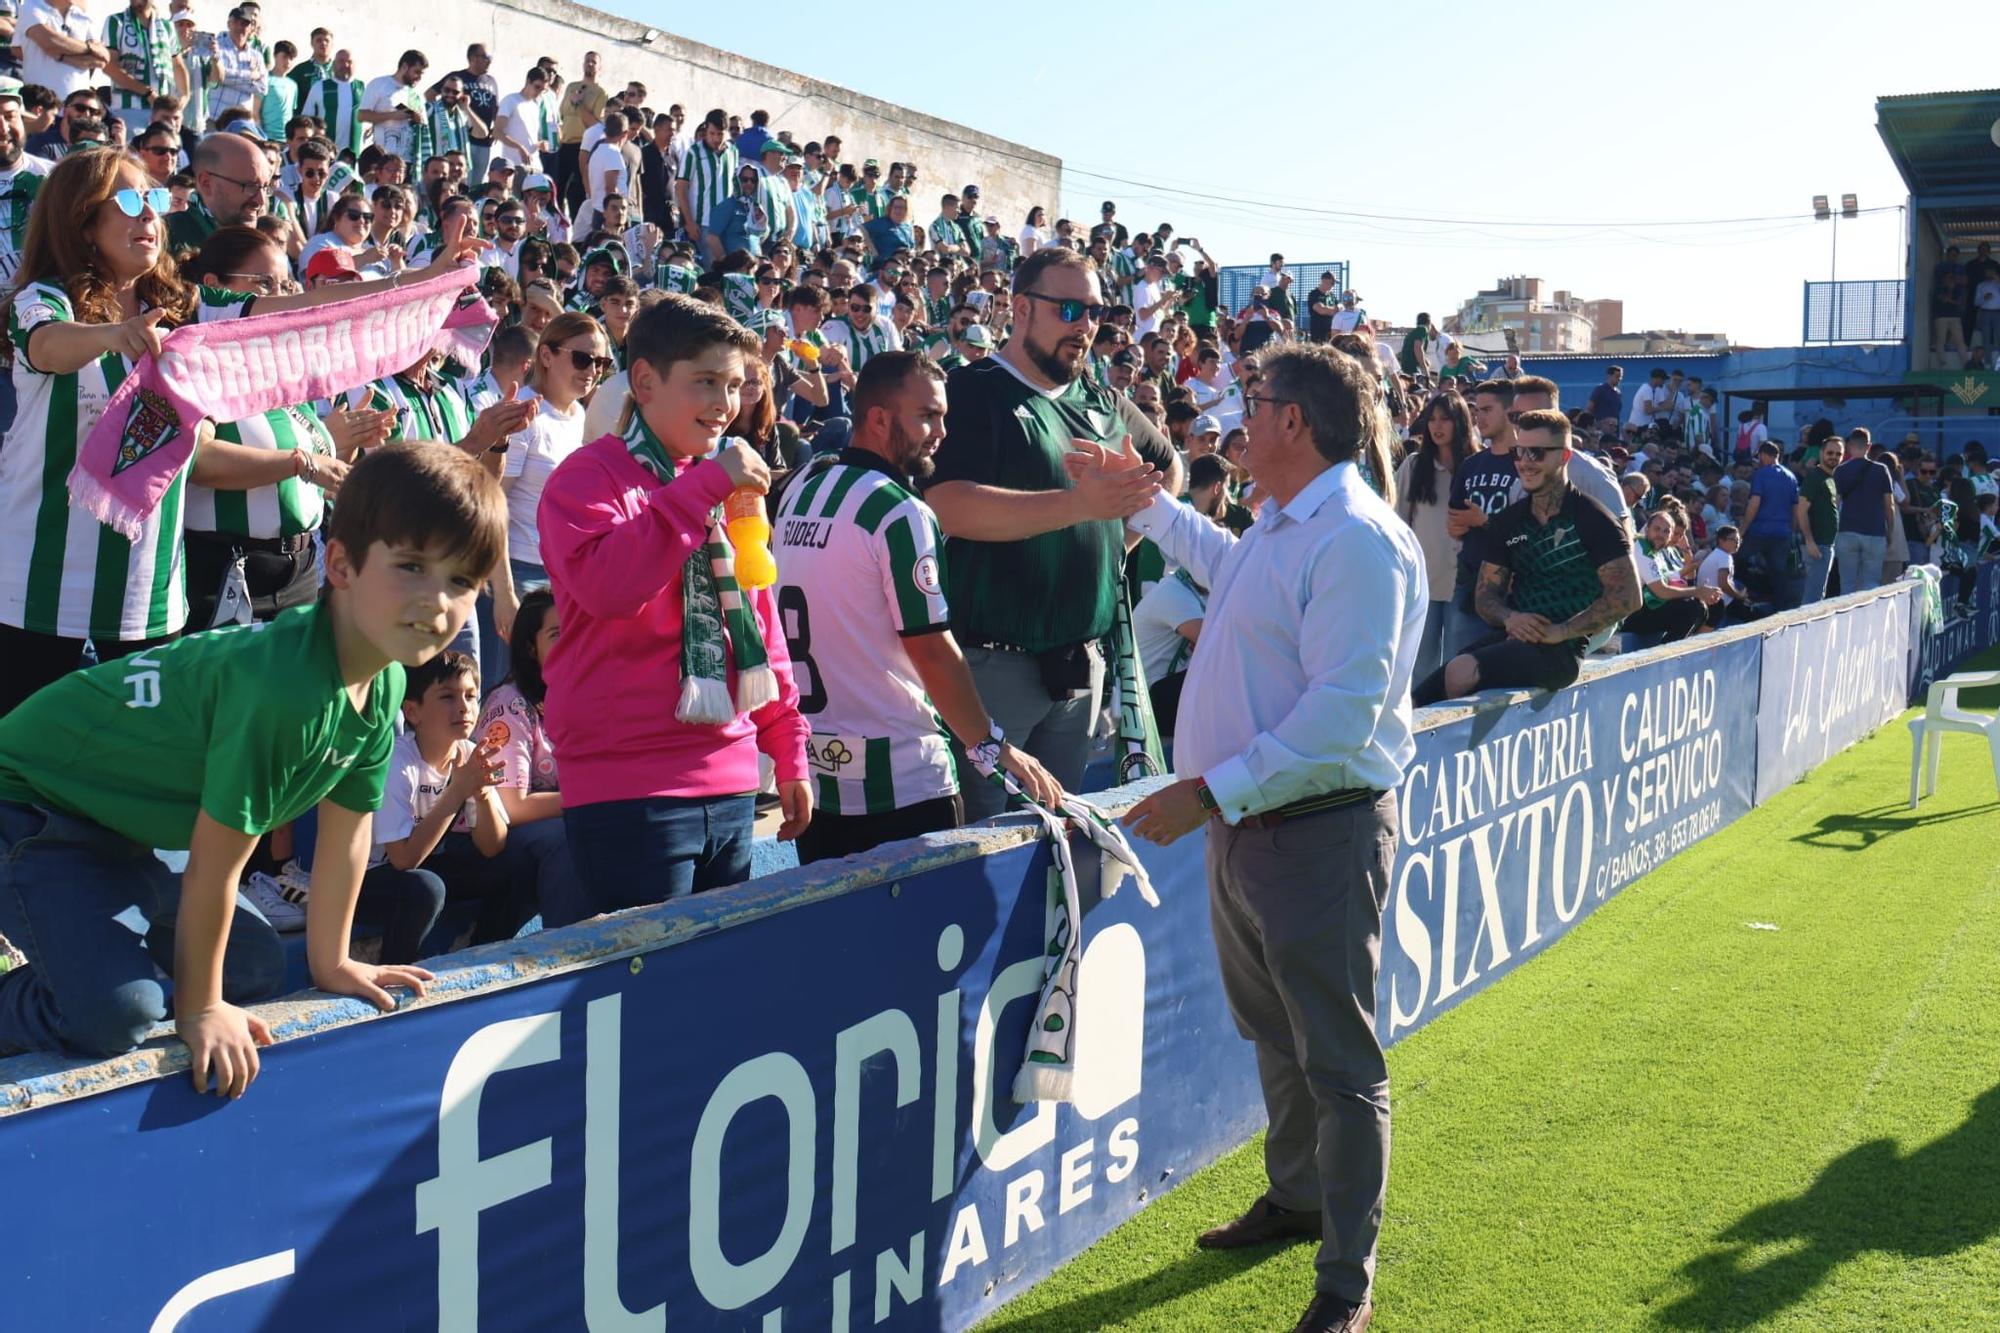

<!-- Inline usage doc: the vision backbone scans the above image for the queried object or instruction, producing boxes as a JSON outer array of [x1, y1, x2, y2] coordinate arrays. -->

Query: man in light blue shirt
[[1121, 342, 1425, 1333]]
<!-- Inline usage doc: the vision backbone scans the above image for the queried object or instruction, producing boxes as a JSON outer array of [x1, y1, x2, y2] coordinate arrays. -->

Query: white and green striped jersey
[[678, 140, 738, 239], [820, 315, 901, 374], [0, 159, 50, 298], [301, 76, 365, 157], [0, 281, 254, 639], [651, 261, 698, 294], [774, 452, 955, 815], [184, 404, 332, 540], [103, 9, 176, 111], [347, 372, 473, 444]]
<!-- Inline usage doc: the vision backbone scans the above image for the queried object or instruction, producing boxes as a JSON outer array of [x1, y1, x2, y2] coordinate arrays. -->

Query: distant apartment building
[[1446, 276, 1613, 353], [1598, 329, 1734, 355]]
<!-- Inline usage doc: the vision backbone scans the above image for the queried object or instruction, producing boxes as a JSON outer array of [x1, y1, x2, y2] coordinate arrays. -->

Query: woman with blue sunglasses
[[0, 151, 487, 714]]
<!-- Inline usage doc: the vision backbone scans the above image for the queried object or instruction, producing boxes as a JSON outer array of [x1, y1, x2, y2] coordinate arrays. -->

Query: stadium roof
[[1877, 89, 2000, 196]]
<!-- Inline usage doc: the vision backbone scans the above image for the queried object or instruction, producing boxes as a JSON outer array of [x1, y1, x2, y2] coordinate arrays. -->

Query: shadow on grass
[[979, 1240, 1303, 1332], [1789, 800, 2000, 850], [1657, 1083, 2000, 1328]]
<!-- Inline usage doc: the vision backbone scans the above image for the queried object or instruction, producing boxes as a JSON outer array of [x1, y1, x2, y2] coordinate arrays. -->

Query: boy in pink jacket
[[538, 295, 812, 910]]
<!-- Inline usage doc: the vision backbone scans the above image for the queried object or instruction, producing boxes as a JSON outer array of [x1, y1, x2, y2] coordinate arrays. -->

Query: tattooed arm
[[1551, 554, 1642, 642], [1473, 559, 1514, 628]]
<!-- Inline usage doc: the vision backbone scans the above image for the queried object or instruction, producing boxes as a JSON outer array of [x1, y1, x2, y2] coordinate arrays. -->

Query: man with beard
[[165, 127, 268, 253], [923, 246, 1182, 817], [0, 80, 54, 297], [774, 352, 1064, 862]]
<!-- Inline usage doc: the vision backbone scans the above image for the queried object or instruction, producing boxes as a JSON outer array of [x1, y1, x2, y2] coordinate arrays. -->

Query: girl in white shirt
[[1018, 206, 1048, 258], [491, 311, 611, 647]]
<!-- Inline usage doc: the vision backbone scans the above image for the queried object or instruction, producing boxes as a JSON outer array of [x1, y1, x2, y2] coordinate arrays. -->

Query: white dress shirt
[[1126, 459, 1428, 822]]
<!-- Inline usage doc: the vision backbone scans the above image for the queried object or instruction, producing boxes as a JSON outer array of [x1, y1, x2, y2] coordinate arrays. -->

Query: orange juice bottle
[[725, 485, 777, 588]]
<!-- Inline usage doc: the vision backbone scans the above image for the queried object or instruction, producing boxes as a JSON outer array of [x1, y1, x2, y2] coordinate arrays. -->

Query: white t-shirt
[[1331, 307, 1365, 334], [1131, 276, 1166, 338], [1696, 547, 1735, 601], [500, 392, 588, 565], [371, 734, 478, 865], [492, 92, 544, 168], [19, 0, 96, 98], [1133, 572, 1205, 685], [585, 140, 629, 219], [772, 455, 957, 813], [1630, 382, 1671, 428], [1017, 224, 1045, 255], [363, 74, 418, 160]]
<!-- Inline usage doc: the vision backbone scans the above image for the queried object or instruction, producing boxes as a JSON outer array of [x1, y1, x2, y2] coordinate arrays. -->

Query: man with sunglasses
[[24, 86, 99, 158], [166, 127, 267, 253], [130, 121, 176, 184], [923, 246, 1179, 817], [1414, 410, 1639, 706], [0, 78, 50, 311], [820, 280, 901, 374]]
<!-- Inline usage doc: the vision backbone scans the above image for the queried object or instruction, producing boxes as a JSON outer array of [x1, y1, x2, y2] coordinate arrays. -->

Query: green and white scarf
[[623, 419, 778, 724], [1110, 573, 1167, 784]]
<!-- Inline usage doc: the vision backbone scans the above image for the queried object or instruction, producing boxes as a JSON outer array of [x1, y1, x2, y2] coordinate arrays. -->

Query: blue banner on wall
[[0, 837, 1261, 1331], [1756, 591, 1914, 804], [1911, 563, 2000, 696], [1381, 636, 1761, 1040], [2, 583, 1979, 1331]]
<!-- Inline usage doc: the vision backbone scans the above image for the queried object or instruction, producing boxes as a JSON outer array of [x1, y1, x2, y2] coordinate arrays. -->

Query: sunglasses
[[848, 303, 872, 314], [1019, 291, 1109, 324], [138, 144, 175, 158], [222, 271, 282, 294], [342, 208, 373, 223], [1515, 445, 1562, 462], [559, 346, 615, 377], [109, 186, 173, 218]]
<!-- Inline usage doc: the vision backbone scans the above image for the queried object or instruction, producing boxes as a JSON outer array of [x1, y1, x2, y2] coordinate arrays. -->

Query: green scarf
[[1110, 566, 1166, 784], [622, 417, 777, 724]]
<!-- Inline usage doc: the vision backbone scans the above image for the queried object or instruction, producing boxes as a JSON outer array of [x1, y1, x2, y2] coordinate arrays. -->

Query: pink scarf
[[68, 265, 495, 541]]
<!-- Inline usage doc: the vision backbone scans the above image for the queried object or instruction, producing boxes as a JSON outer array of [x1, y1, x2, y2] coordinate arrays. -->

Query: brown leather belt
[[1225, 787, 1381, 831]]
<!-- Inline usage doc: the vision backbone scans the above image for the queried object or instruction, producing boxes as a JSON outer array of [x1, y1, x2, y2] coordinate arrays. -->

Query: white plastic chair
[[1908, 671, 2000, 808]]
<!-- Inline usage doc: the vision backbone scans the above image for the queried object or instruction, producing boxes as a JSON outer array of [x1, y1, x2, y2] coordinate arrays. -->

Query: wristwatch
[[1194, 779, 1219, 815]]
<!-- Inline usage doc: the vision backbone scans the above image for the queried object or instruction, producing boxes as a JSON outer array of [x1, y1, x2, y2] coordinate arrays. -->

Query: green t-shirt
[[1799, 465, 1839, 545], [1486, 486, 1631, 650], [0, 602, 404, 849], [924, 358, 1177, 652]]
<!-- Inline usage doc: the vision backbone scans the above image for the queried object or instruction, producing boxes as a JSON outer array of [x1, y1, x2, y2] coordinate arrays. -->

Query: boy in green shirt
[[0, 443, 506, 1098]]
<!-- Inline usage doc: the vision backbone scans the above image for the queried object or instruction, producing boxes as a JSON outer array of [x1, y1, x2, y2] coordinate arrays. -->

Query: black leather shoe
[[1291, 1293, 1372, 1333], [1195, 1195, 1321, 1250]]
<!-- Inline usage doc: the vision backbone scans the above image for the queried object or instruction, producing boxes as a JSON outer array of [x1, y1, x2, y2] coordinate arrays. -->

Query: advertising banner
[[1756, 591, 1914, 804], [0, 836, 1260, 1331], [1381, 636, 1761, 1041]]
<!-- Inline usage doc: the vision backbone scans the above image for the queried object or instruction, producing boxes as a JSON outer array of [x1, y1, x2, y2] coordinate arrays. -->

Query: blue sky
[[604, 1, 1984, 347]]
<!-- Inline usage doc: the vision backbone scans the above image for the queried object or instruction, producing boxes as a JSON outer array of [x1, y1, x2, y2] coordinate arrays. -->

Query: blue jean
[[562, 793, 755, 914], [1414, 599, 1450, 685], [0, 801, 285, 1057], [483, 558, 549, 692], [497, 815, 590, 929], [1836, 531, 1887, 594], [1442, 596, 1492, 662], [356, 863, 447, 964], [1739, 534, 1802, 611], [1802, 540, 1836, 605], [469, 140, 491, 185]]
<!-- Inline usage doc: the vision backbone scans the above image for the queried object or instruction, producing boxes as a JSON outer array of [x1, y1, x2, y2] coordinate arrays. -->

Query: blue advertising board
[[1756, 590, 1914, 804], [1382, 635, 1761, 1040], [1911, 562, 2000, 696], [0, 581, 1974, 1331]]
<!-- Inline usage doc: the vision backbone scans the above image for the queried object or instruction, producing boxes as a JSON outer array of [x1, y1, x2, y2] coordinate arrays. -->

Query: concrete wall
[[254, 0, 1062, 226]]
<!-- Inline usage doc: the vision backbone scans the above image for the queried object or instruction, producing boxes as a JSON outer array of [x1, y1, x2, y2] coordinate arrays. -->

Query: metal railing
[[1802, 279, 1905, 343]]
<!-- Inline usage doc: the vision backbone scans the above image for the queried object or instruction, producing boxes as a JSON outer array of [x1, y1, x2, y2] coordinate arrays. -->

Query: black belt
[[186, 528, 314, 557], [1223, 787, 1382, 831]]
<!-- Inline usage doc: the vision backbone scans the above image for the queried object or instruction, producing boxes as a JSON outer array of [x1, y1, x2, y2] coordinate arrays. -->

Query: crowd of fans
[[0, 10, 1987, 987]]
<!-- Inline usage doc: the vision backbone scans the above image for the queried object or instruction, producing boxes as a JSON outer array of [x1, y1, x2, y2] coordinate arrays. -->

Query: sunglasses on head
[[1019, 291, 1109, 324], [109, 186, 173, 218], [559, 347, 615, 376]]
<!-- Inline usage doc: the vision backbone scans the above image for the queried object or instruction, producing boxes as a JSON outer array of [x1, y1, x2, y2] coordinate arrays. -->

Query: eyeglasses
[[208, 169, 273, 194], [1515, 445, 1562, 462], [1243, 394, 1295, 419], [342, 208, 373, 223], [559, 346, 615, 377], [109, 186, 173, 218], [498, 215, 524, 226], [1018, 291, 1108, 324], [222, 271, 281, 294]]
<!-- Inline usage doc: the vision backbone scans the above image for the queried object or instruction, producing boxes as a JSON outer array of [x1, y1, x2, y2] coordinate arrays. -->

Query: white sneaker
[[244, 871, 307, 933]]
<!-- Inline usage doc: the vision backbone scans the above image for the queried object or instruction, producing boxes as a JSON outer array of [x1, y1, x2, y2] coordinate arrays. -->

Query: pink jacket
[[537, 435, 808, 808]]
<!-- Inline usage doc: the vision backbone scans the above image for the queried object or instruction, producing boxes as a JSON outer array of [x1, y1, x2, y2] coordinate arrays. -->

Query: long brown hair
[[17, 150, 196, 327], [728, 352, 777, 452]]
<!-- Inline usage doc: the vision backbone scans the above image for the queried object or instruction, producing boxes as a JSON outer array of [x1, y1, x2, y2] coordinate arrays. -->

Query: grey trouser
[[955, 643, 1105, 821], [1207, 792, 1396, 1303]]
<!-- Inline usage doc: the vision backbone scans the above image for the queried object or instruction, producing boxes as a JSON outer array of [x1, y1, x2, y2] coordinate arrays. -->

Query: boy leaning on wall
[[0, 443, 506, 1098]]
